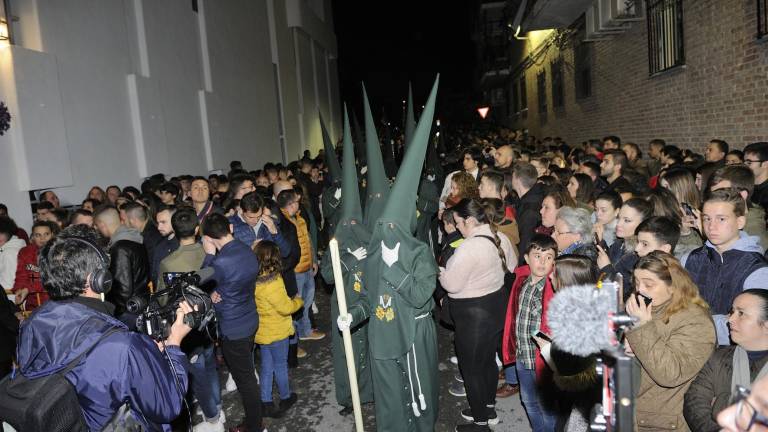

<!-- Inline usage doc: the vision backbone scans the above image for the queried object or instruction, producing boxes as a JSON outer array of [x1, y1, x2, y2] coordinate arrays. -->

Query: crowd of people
[[1, 127, 768, 432]]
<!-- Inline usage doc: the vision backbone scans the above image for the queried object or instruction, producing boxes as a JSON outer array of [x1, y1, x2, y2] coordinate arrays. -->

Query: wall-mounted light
[[0, 18, 9, 41], [0, 0, 12, 44]]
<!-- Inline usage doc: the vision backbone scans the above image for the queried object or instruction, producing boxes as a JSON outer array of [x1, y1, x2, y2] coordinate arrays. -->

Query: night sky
[[332, 0, 477, 124]]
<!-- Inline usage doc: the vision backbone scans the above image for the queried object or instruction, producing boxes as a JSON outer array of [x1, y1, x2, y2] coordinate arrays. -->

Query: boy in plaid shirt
[[501, 234, 558, 431]]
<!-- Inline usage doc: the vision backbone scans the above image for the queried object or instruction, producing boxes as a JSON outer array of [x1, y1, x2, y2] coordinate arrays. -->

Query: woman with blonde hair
[[625, 251, 716, 431]]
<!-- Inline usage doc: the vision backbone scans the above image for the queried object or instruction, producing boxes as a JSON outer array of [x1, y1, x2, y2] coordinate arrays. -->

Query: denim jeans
[[187, 344, 221, 419], [259, 338, 291, 402], [516, 363, 556, 432], [504, 364, 519, 385], [294, 270, 315, 337]]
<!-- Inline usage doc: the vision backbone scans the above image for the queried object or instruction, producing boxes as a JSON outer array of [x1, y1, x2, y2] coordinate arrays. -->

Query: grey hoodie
[[109, 225, 144, 247], [681, 231, 768, 345]]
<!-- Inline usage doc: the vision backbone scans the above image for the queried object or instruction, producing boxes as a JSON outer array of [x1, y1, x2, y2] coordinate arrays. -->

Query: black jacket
[[107, 230, 150, 321], [276, 210, 301, 298], [0, 288, 19, 366], [141, 223, 164, 276], [514, 183, 546, 264], [684, 346, 768, 432]]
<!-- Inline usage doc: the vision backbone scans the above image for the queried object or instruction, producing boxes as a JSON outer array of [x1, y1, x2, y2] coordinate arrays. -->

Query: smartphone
[[681, 202, 695, 217], [636, 292, 653, 307], [534, 331, 552, 342], [593, 232, 609, 251]]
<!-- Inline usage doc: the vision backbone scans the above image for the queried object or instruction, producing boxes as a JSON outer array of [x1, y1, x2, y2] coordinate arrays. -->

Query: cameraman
[[15, 225, 192, 431]]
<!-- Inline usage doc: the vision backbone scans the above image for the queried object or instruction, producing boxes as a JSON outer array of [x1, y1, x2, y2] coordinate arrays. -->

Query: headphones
[[53, 236, 113, 294]]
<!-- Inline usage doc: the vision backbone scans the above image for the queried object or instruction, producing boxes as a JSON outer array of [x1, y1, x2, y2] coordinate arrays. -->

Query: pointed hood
[[333, 106, 371, 249], [350, 109, 367, 166], [320, 112, 342, 185], [362, 84, 391, 227], [341, 106, 363, 222], [404, 82, 417, 149], [379, 75, 439, 234]]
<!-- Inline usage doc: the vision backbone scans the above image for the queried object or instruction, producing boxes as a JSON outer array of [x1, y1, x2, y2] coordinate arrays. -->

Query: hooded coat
[[16, 298, 188, 431], [681, 232, 768, 344]]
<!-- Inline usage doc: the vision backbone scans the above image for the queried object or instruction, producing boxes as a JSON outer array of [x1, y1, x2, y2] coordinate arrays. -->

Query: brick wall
[[510, 0, 768, 155]]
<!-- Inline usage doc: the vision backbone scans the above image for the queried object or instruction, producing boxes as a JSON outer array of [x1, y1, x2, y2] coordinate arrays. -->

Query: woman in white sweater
[[439, 198, 516, 431]]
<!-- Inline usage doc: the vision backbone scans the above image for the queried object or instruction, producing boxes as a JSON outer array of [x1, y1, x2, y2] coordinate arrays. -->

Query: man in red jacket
[[13, 221, 59, 311]]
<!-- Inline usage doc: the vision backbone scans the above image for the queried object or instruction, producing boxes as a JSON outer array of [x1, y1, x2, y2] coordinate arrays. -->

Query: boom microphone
[[548, 283, 620, 357]]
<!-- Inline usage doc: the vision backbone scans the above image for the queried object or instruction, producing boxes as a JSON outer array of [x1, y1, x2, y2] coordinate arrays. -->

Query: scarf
[[731, 346, 768, 400]]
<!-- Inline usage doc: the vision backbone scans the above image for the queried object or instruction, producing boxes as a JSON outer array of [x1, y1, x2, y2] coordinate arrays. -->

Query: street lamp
[[477, 106, 490, 119]]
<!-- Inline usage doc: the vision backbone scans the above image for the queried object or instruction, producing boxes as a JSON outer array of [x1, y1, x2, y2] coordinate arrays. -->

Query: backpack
[[0, 328, 120, 431]]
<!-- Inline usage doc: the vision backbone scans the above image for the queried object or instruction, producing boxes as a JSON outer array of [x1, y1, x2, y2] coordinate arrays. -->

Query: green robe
[[349, 223, 439, 432], [415, 178, 439, 249], [320, 247, 374, 408], [321, 185, 342, 234]]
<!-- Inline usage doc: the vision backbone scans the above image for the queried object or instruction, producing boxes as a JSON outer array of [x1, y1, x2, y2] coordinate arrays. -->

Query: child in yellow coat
[[254, 241, 304, 417]]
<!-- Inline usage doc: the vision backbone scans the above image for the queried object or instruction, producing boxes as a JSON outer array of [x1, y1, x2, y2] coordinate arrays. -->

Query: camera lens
[[126, 296, 148, 314]]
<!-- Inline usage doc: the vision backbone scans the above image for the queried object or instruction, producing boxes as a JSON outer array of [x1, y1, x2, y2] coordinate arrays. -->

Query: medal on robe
[[375, 294, 394, 322], [353, 271, 363, 293]]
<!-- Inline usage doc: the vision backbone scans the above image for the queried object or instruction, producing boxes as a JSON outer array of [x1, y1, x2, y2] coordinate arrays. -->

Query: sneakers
[[454, 372, 464, 383], [193, 411, 226, 432], [300, 329, 326, 341], [224, 373, 237, 393], [297, 347, 308, 358], [279, 392, 298, 412], [449, 380, 466, 397], [450, 356, 458, 365], [496, 383, 520, 398], [455, 422, 491, 432], [461, 407, 499, 426]]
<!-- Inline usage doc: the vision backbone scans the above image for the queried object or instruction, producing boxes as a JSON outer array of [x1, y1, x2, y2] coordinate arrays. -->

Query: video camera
[[547, 275, 638, 432], [589, 277, 636, 432], [127, 269, 215, 341]]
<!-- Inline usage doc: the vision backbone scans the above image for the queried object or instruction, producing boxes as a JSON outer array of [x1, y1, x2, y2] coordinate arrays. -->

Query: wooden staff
[[328, 238, 364, 432]]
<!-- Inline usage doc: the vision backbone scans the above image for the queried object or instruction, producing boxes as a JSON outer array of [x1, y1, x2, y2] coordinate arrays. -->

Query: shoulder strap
[[59, 327, 122, 376]]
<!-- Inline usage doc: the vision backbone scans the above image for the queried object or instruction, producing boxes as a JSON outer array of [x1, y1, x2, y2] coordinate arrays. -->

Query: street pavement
[[213, 280, 533, 432]]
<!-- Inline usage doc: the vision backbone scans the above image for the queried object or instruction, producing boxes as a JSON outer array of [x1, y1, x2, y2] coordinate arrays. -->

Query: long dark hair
[[453, 198, 508, 271], [255, 240, 282, 276]]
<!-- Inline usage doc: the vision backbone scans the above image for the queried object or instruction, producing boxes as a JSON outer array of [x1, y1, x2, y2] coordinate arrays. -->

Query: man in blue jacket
[[201, 213, 262, 432], [16, 224, 192, 431]]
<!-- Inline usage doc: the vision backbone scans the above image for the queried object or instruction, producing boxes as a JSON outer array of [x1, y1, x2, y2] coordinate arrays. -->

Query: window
[[537, 71, 547, 122], [647, 0, 685, 75], [519, 75, 527, 113], [759, 0, 767, 39], [574, 41, 593, 99], [551, 58, 564, 109]]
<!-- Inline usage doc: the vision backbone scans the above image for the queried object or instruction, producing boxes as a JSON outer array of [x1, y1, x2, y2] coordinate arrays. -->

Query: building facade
[[0, 0, 341, 229], [505, 0, 767, 152]]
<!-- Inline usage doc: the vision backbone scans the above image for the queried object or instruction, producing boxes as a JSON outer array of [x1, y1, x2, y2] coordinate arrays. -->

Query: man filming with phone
[[4, 225, 193, 431]]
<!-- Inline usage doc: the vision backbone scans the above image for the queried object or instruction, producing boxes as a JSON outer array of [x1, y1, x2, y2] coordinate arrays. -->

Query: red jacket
[[501, 264, 554, 376], [13, 244, 48, 310]]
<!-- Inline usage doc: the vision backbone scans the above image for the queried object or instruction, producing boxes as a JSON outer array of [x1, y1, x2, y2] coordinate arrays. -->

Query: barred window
[[551, 58, 564, 109], [647, 0, 685, 75], [574, 41, 593, 99]]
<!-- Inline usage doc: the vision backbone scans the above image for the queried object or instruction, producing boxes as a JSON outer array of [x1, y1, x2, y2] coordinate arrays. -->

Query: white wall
[[0, 0, 340, 229]]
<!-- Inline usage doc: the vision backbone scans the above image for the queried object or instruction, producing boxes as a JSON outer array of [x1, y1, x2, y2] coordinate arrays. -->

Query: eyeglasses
[[734, 385, 768, 431], [552, 228, 573, 236], [745, 159, 766, 165]]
